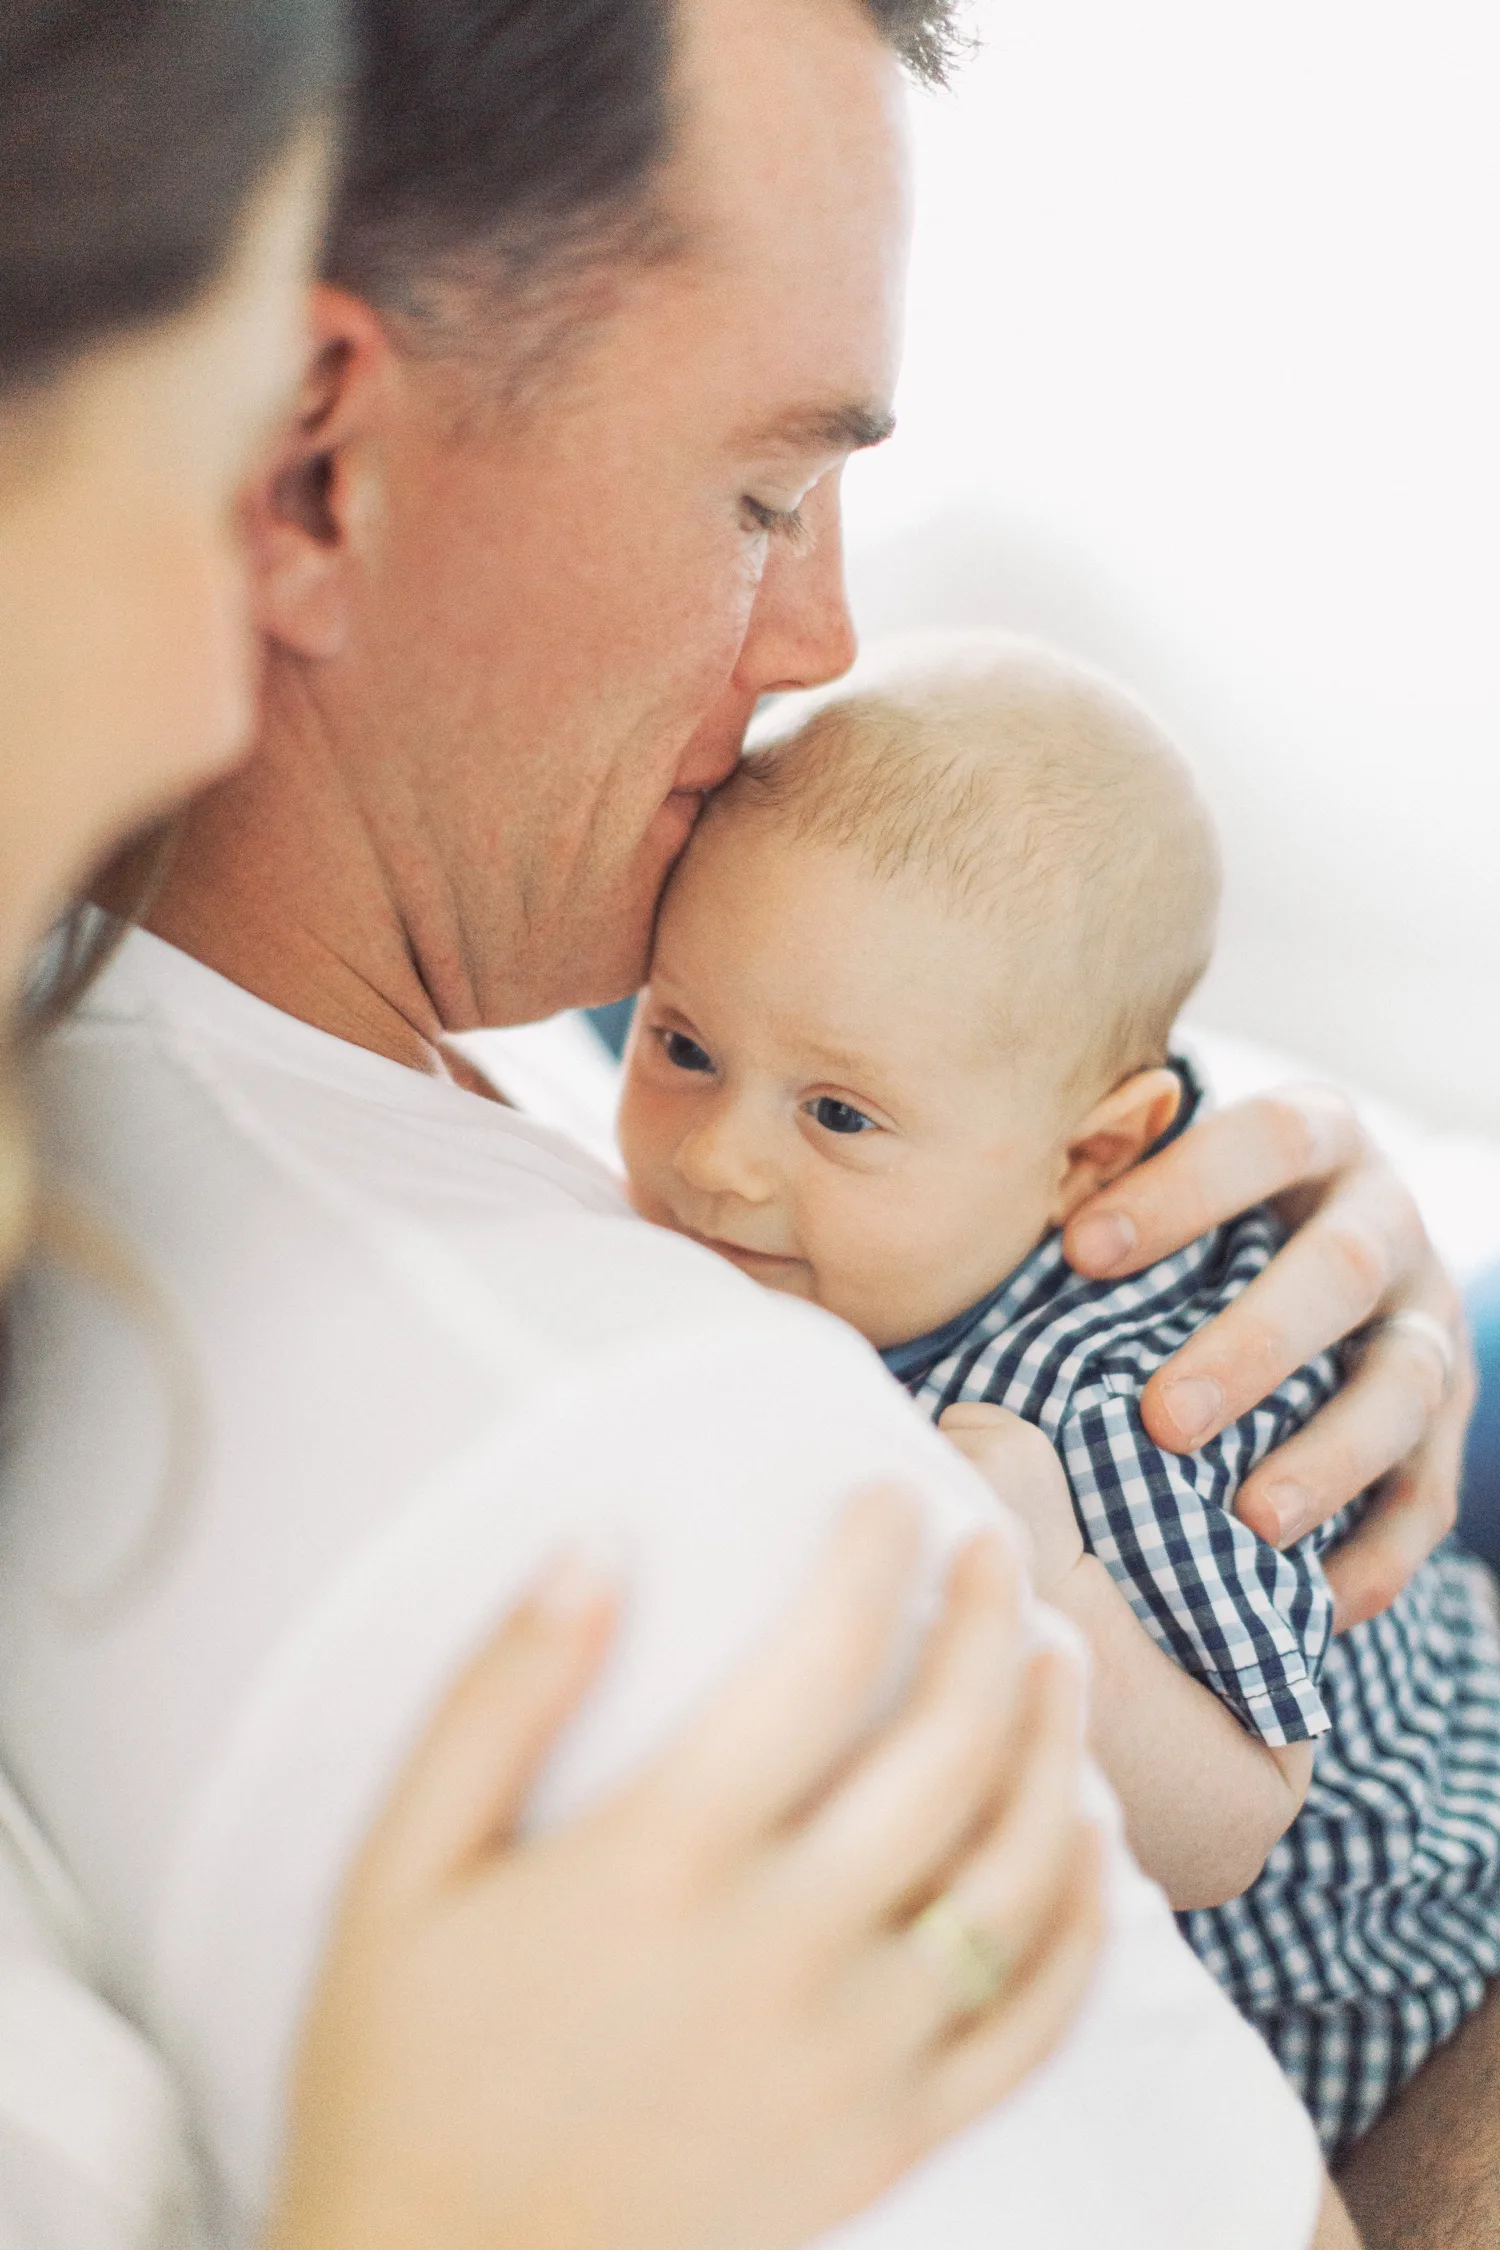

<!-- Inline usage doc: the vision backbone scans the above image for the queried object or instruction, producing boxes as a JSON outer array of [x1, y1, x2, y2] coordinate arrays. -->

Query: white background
[[842, 0, 1500, 1132]]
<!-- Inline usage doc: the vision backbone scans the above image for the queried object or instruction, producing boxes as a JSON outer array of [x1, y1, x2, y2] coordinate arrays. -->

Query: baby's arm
[[942, 1405, 1317, 1912], [1051, 1542, 1313, 1907]]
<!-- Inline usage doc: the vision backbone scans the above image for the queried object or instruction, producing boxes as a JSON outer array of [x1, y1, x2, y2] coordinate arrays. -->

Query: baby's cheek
[[753, 1261, 819, 1307], [800, 1197, 919, 1337], [615, 1069, 660, 1176]]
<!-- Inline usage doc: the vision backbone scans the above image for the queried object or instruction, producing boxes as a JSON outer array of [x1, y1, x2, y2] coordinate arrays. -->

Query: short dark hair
[[0, 0, 348, 398], [325, 0, 967, 330]]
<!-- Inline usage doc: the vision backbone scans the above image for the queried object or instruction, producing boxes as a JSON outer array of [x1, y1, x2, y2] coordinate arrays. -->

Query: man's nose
[[674, 1098, 777, 1203], [734, 470, 859, 698]]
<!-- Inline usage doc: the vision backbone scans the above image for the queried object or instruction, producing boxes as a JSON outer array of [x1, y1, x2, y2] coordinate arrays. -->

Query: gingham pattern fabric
[[888, 1202, 1500, 2155]]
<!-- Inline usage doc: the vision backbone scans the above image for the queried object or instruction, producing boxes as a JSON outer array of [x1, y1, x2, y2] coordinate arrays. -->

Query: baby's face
[[618, 810, 1071, 1349]]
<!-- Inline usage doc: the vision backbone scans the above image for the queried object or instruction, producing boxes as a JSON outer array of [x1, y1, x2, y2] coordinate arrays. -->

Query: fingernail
[[1259, 1482, 1310, 1548], [532, 1545, 620, 1620], [1161, 1377, 1224, 1447], [1070, 1211, 1137, 1273]]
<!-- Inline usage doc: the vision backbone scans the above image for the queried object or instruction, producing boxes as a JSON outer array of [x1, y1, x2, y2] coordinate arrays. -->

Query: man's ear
[[1047, 1066, 1184, 1227], [240, 285, 397, 663]]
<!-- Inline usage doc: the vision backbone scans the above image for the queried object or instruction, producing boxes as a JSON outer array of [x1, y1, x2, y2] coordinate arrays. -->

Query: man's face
[[303, 0, 912, 1025]]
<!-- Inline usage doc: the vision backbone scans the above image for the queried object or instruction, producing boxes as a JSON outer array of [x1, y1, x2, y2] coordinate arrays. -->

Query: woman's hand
[[263, 1489, 1103, 2250], [1064, 1086, 1471, 1631]]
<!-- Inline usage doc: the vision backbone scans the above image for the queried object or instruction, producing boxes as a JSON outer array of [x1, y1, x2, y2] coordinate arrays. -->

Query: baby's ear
[[1047, 1067, 1183, 1227]]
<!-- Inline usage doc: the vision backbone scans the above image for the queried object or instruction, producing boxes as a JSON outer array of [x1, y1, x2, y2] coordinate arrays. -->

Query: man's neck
[[115, 673, 482, 1082]]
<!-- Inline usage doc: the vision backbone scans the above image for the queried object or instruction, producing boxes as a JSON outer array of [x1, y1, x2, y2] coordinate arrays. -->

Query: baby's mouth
[[683, 1227, 804, 1272]]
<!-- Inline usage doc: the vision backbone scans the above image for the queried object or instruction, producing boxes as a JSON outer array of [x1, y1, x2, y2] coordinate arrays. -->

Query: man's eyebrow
[[742, 401, 898, 455]]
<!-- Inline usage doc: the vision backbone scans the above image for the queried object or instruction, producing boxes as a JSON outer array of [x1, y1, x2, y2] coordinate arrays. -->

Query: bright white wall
[[843, 0, 1500, 1133]]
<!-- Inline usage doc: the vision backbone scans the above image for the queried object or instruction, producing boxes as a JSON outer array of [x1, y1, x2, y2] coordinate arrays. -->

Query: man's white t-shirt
[[0, 1769, 200, 2250], [0, 932, 1323, 2248]]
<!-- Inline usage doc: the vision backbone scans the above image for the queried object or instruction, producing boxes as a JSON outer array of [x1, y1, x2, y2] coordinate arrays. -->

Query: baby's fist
[[939, 1404, 1085, 1601]]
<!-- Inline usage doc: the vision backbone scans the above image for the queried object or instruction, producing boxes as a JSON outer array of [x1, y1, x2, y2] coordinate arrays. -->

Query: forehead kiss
[[146, 0, 916, 1054]]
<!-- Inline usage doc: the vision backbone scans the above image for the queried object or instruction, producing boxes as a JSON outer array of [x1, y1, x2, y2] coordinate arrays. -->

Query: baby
[[618, 634, 1500, 2155]]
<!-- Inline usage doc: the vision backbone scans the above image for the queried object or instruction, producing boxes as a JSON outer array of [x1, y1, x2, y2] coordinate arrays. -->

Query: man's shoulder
[[51, 927, 634, 1237], [37, 937, 866, 1407]]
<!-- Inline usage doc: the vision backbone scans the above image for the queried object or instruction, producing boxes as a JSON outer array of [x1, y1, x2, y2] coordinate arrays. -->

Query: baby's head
[[618, 635, 1221, 1349]]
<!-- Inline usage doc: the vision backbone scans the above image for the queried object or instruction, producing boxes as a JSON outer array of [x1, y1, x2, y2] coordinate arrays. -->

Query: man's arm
[[1336, 1978, 1500, 2248], [1064, 1088, 1470, 1628]]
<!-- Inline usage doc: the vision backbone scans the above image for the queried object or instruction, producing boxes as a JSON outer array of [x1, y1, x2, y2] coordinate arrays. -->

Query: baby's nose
[[675, 1109, 776, 1200]]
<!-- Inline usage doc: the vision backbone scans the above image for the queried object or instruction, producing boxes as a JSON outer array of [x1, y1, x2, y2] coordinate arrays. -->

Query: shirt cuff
[[1223, 1665, 1332, 1747]]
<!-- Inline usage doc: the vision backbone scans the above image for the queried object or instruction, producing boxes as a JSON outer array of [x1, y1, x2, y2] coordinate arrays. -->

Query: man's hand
[[1064, 1086, 1471, 1632], [940, 1404, 1084, 1601]]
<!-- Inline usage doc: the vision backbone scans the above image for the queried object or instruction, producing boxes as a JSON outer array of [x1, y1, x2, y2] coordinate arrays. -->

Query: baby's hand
[[940, 1405, 1085, 1603]]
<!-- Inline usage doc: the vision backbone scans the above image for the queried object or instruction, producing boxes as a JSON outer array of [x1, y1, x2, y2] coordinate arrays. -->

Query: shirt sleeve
[[1058, 1368, 1340, 1745]]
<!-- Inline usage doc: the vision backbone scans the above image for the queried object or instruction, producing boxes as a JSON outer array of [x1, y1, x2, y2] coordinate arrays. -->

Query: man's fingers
[[626, 1485, 926, 1855], [1136, 1170, 1429, 1454], [1066, 1088, 1362, 1279], [351, 1555, 620, 1909], [1236, 1299, 1466, 1546], [1068, 1081, 1468, 1623], [1324, 1388, 1469, 1633]]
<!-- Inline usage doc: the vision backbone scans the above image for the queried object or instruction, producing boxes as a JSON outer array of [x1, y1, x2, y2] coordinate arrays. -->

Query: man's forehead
[[664, 0, 912, 402]]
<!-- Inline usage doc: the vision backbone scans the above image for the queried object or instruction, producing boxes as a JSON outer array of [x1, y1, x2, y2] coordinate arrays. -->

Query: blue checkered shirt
[[884, 1153, 1500, 2153]]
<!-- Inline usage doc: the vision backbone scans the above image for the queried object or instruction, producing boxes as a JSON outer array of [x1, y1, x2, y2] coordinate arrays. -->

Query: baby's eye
[[661, 1028, 714, 1074], [806, 1096, 876, 1136]]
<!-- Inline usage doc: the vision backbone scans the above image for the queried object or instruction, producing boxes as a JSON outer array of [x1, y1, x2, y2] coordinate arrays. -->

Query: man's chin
[[521, 827, 696, 1018], [584, 838, 696, 1004], [551, 913, 654, 1018]]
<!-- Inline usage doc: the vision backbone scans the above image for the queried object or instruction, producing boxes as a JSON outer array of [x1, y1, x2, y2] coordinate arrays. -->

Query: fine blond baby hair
[[720, 632, 1223, 1104]]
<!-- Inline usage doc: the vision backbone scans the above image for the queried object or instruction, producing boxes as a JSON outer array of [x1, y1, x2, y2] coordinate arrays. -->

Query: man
[[0, 0, 1473, 2240]]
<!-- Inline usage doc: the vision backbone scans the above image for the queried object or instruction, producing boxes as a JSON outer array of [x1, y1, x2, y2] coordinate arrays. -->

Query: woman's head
[[0, 1, 346, 990], [0, 1, 343, 396], [0, 1, 346, 1268]]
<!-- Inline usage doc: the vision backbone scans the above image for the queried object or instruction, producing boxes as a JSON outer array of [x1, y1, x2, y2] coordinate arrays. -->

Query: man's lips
[[673, 710, 755, 798], [654, 790, 707, 851], [655, 734, 747, 843]]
